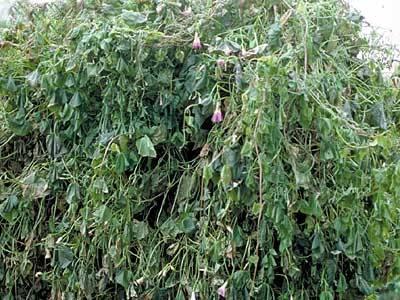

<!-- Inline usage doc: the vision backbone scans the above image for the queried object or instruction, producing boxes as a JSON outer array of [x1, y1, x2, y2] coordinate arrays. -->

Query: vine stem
[[252, 101, 264, 284]]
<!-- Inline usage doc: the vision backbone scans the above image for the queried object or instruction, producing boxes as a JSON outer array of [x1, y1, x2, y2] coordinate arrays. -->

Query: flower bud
[[217, 282, 228, 299], [182, 6, 192, 17], [217, 59, 226, 70], [156, 4, 163, 14], [192, 32, 202, 50], [223, 48, 232, 56], [211, 105, 223, 123]]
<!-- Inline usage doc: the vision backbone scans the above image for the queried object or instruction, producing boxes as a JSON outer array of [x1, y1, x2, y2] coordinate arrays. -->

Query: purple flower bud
[[217, 59, 226, 69], [182, 6, 192, 17], [211, 106, 223, 123], [192, 32, 202, 50], [217, 282, 227, 298], [223, 48, 232, 56]]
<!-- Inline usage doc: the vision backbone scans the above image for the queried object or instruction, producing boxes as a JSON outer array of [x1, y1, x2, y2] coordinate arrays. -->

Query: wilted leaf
[[371, 102, 387, 130], [136, 135, 157, 158], [26, 70, 40, 87]]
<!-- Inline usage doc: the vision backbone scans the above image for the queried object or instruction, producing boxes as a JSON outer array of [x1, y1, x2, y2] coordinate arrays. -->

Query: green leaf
[[22, 174, 49, 199], [241, 140, 253, 157], [177, 174, 194, 201], [337, 273, 348, 293], [132, 221, 149, 240], [111, 143, 120, 153], [160, 219, 182, 238], [46, 133, 62, 157], [0, 195, 19, 222], [232, 270, 250, 290], [221, 165, 232, 187], [57, 246, 74, 269], [115, 269, 130, 289], [7, 109, 31, 136], [22, 172, 36, 185], [312, 233, 325, 258], [178, 214, 196, 234], [354, 231, 363, 253], [175, 290, 185, 300], [86, 63, 98, 77], [6, 76, 17, 92], [299, 197, 322, 217], [356, 275, 373, 295], [7, 195, 18, 211], [116, 57, 128, 73], [293, 165, 310, 188], [66, 183, 80, 204], [306, 35, 314, 63], [171, 132, 184, 147], [151, 125, 168, 145], [119, 135, 129, 153], [93, 205, 112, 224], [136, 135, 157, 158], [65, 74, 75, 87], [121, 10, 147, 25], [371, 102, 387, 130], [60, 104, 74, 122], [115, 152, 129, 174], [320, 140, 335, 161], [249, 255, 259, 265], [233, 226, 244, 247], [70, 92, 82, 108], [268, 22, 281, 50], [203, 164, 213, 185], [93, 177, 109, 194], [319, 291, 333, 300], [300, 99, 313, 129]]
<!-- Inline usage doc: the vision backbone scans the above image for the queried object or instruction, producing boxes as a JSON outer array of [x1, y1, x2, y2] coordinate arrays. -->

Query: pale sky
[[1, 0, 400, 48], [347, 0, 400, 47]]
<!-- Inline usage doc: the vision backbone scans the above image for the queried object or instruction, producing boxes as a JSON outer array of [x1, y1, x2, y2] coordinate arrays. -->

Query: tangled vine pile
[[1, 0, 400, 298]]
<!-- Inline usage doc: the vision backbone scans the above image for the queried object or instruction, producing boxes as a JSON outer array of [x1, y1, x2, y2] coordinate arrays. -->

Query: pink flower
[[211, 105, 223, 123], [192, 32, 202, 50], [156, 4, 163, 14], [217, 59, 226, 69], [217, 281, 228, 298], [182, 6, 192, 17], [223, 48, 232, 56]]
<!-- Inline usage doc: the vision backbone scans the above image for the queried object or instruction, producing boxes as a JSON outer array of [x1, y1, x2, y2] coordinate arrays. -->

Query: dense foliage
[[1, 0, 400, 298]]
